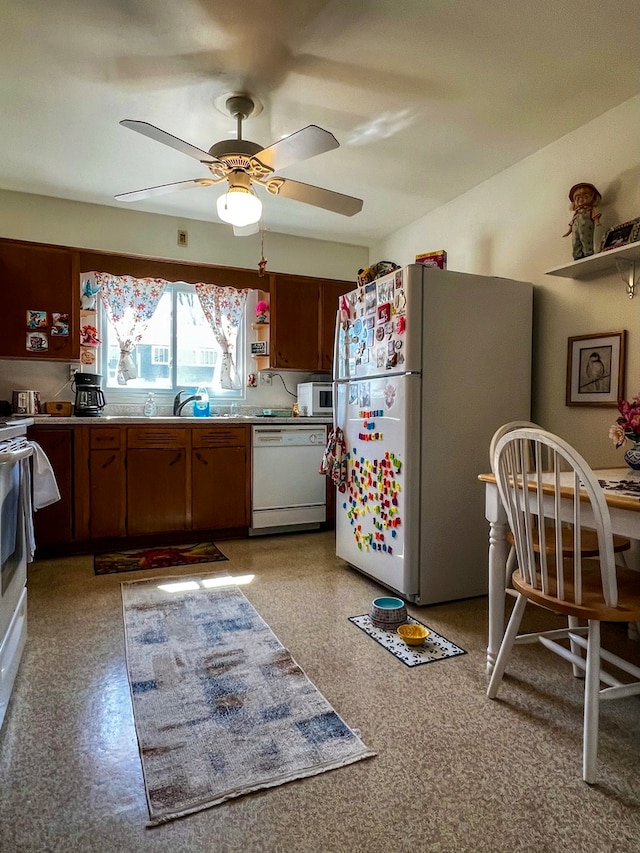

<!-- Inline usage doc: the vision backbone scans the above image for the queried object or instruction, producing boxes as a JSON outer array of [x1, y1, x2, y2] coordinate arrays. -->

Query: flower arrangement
[[609, 394, 640, 448], [255, 300, 269, 323]]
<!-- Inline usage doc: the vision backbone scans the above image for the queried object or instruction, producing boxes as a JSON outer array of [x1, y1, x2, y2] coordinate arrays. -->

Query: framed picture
[[566, 331, 626, 407], [600, 218, 640, 252], [250, 340, 268, 356]]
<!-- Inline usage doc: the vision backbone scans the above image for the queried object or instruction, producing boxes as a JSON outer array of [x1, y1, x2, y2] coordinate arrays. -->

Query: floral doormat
[[94, 542, 227, 575], [348, 614, 466, 667], [122, 576, 376, 824]]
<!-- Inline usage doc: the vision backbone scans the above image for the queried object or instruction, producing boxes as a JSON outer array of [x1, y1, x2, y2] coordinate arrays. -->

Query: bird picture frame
[[566, 330, 626, 406]]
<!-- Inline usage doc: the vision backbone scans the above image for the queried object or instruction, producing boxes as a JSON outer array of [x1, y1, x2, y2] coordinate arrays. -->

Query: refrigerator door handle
[[332, 308, 342, 382]]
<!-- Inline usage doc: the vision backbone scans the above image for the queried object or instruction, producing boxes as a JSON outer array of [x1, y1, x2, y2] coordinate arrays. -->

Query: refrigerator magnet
[[377, 303, 391, 324]]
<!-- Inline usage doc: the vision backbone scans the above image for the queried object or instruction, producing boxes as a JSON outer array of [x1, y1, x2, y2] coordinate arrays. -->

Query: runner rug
[[122, 574, 376, 825], [95, 542, 227, 575], [349, 615, 467, 667]]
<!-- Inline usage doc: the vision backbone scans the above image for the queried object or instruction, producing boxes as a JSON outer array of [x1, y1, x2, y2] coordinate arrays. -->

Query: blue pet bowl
[[369, 596, 408, 629]]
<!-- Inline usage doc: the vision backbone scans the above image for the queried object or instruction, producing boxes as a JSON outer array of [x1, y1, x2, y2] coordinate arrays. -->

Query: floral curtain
[[95, 272, 168, 384], [194, 284, 248, 390]]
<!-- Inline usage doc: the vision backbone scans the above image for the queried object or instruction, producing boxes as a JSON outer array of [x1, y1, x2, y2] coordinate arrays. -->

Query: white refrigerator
[[333, 264, 533, 604]]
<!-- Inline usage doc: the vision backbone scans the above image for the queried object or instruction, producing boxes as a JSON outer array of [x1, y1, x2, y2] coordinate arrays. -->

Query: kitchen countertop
[[28, 415, 333, 426]]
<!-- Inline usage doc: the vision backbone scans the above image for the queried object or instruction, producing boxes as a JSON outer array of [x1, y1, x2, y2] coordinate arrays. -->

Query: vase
[[623, 442, 640, 471]]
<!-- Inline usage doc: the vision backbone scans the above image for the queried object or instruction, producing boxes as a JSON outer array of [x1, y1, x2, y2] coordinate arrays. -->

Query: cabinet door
[[320, 280, 353, 372], [270, 276, 321, 370], [192, 447, 248, 529], [90, 449, 126, 538], [0, 239, 79, 360], [27, 428, 74, 547], [127, 448, 188, 535]]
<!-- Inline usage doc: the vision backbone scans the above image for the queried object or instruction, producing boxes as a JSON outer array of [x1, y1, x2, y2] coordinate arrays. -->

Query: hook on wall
[[615, 258, 638, 299]]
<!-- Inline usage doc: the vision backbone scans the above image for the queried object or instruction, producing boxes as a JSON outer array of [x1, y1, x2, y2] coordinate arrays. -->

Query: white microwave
[[296, 382, 333, 417]]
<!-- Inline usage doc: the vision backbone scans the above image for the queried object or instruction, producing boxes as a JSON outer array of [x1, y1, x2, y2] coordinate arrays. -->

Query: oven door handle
[[0, 446, 33, 465]]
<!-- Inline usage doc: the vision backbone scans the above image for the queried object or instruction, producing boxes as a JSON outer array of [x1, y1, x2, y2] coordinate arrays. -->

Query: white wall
[[370, 94, 640, 467], [0, 190, 368, 411]]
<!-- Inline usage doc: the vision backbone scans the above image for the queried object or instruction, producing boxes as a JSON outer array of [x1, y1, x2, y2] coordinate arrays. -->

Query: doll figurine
[[81, 279, 101, 310], [563, 183, 602, 260]]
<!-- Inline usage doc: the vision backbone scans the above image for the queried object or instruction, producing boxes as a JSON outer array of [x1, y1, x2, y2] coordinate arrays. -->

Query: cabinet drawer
[[127, 427, 188, 448], [192, 426, 248, 448], [90, 428, 121, 450]]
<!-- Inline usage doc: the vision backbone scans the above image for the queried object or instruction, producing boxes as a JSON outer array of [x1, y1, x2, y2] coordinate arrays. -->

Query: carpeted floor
[[94, 541, 227, 575], [2, 531, 640, 852]]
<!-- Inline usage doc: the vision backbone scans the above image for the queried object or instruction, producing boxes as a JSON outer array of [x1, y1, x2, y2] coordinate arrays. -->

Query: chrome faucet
[[173, 391, 203, 417]]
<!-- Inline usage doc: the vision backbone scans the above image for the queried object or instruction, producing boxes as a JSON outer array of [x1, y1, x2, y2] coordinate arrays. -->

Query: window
[[100, 283, 246, 399]]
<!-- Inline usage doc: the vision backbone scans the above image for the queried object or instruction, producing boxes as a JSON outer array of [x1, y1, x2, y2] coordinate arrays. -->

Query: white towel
[[20, 456, 35, 562], [29, 440, 61, 510]]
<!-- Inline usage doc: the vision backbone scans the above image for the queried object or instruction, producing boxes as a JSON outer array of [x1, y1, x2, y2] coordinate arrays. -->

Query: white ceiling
[[2, 0, 639, 247]]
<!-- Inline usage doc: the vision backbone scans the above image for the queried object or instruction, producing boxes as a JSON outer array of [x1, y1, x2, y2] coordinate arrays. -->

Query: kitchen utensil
[[12, 390, 40, 415]]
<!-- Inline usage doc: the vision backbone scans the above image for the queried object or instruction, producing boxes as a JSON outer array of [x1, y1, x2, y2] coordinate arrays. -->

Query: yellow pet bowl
[[397, 623, 430, 646]]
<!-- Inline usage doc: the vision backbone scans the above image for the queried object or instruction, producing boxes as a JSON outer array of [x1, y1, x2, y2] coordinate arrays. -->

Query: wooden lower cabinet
[[192, 427, 249, 529], [89, 428, 126, 538], [127, 447, 188, 535], [32, 423, 252, 547], [28, 427, 74, 548]]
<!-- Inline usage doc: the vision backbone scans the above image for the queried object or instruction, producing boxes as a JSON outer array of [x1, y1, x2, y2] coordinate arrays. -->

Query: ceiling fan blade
[[120, 120, 218, 163], [255, 125, 339, 173], [267, 178, 363, 216], [232, 223, 260, 237], [114, 178, 215, 202]]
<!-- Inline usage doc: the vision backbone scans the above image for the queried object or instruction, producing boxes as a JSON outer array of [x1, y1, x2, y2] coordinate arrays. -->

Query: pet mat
[[348, 614, 466, 667]]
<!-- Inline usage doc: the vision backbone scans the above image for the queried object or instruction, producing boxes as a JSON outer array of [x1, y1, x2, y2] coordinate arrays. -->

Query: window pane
[[176, 291, 219, 389], [105, 290, 173, 389], [101, 281, 246, 397]]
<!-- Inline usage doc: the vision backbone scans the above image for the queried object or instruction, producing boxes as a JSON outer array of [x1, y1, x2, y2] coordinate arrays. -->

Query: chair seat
[[512, 561, 640, 622], [507, 527, 630, 556]]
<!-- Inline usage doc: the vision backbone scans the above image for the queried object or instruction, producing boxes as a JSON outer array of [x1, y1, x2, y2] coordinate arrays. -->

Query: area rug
[[349, 614, 466, 667], [94, 542, 227, 575], [122, 574, 376, 825]]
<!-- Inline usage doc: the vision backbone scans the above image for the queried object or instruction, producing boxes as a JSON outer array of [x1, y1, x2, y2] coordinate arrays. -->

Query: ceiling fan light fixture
[[216, 186, 262, 227]]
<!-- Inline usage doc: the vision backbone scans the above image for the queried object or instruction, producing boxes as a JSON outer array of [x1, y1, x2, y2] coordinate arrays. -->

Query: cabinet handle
[[195, 451, 208, 465], [102, 454, 116, 470], [169, 451, 183, 467]]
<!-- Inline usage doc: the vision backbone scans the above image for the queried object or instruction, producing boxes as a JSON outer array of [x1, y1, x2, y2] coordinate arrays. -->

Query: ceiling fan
[[115, 93, 363, 235]]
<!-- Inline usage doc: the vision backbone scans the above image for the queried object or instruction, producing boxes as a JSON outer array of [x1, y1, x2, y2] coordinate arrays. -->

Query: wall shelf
[[546, 240, 640, 298]]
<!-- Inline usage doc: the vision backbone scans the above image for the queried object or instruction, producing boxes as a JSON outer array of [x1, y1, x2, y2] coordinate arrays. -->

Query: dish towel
[[30, 441, 61, 510], [20, 456, 35, 562], [320, 427, 348, 492]]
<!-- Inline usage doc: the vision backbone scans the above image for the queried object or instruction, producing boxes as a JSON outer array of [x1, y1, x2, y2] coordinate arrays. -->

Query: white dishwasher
[[250, 424, 327, 535]]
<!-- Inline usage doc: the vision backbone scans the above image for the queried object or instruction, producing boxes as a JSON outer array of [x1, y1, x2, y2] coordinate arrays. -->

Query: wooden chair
[[487, 426, 640, 783], [489, 422, 631, 595]]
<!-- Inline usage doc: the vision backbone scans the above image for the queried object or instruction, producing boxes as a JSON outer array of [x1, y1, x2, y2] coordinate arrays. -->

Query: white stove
[[0, 417, 33, 730]]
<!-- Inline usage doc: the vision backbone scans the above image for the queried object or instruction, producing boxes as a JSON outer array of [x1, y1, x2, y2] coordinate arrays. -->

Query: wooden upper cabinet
[[0, 238, 79, 360], [269, 275, 321, 370], [269, 275, 352, 372]]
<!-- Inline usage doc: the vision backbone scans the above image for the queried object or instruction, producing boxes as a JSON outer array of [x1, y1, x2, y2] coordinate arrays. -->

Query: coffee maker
[[72, 372, 106, 417]]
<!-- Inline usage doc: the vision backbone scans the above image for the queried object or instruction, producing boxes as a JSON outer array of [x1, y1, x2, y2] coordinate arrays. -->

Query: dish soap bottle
[[193, 386, 210, 417], [143, 392, 157, 418]]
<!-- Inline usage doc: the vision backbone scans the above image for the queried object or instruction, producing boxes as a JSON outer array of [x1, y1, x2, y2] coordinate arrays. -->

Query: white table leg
[[484, 482, 509, 674]]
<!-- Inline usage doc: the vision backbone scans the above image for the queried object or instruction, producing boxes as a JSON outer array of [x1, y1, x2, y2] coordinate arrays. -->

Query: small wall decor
[[562, 183, 602, 260], [566, 330, 626, 407], [600, 218, 640, 252], [255, 300, 269, 323], [51, 312, 70, 336], [26, 331, 48, 352], [26, 310, 47, 329]]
